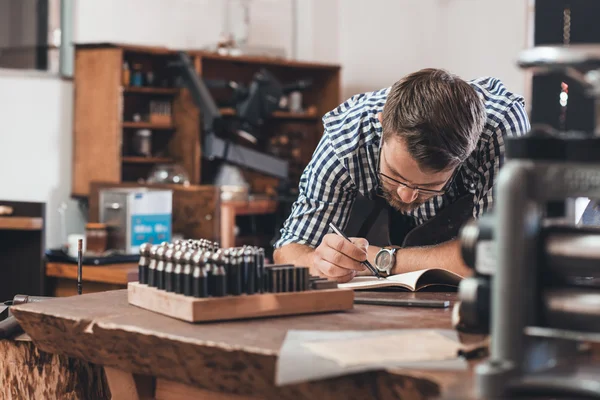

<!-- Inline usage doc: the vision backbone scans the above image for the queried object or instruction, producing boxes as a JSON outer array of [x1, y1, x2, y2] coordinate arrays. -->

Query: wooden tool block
[[127, 282, 355, 323]]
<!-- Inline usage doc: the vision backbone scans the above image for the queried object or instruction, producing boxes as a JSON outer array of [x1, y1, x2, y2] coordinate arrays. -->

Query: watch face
[[376, 251, 392, 270]]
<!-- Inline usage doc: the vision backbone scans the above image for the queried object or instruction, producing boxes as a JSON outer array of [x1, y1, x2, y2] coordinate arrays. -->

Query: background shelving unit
[[72, 43, 341, 199], [72, 43, 341, 251]]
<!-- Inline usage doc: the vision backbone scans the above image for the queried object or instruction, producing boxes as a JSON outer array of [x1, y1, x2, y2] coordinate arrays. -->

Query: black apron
[[345, 192, 474, 248]]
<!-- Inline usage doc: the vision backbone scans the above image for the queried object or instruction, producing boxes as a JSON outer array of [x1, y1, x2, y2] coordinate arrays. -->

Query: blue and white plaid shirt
[[274, 77, 531, 249]]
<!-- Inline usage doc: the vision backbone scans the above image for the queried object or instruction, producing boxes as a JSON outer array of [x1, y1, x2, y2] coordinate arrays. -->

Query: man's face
[[378, 138, 455, 213]]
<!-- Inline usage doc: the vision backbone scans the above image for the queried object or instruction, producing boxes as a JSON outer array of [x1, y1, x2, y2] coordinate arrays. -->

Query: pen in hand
[[328, 222, 382, 279]]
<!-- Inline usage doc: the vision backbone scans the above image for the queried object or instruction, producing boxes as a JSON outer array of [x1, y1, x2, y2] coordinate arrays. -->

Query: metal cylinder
[[545, 230, 600, 281], [12, 295, 52, 306], [459, 214, 495, 272], [543, 288, 600, 332], [461, 222, 600, 281], [477, 161, 537, 398]]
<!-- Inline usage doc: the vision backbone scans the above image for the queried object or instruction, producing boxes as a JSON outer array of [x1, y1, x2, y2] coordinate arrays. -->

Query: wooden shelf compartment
[[219, 107, 318, 120], [0, 216, 43, 231], [122, 122, 175, 130], [122, 156, 174, 164], [191, 50, 341, 70], [221, 199, 278, 216], [122, 86, 179, 95]]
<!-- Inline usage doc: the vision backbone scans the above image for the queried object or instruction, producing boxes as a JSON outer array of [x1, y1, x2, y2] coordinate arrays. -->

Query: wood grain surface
[[0, 216, 43, 230], [11, 290, 479, 399], [46, 262, 138, 285], [72, 48, 122, 197], [0, 338, 110, 399], [127, 282, 354, 322]]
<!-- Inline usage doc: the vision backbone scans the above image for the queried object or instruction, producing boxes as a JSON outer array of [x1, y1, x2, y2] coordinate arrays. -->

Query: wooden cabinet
[[72, 44, 196, 198], [72, 43, 341, 198], [72, 43, 341, 251]]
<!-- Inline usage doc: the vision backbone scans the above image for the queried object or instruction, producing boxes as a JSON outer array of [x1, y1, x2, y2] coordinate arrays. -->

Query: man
[[273, 68, 530, 282]]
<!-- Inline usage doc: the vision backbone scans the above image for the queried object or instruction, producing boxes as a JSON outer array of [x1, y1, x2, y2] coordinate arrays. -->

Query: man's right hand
[[312, 234, 368, 283]]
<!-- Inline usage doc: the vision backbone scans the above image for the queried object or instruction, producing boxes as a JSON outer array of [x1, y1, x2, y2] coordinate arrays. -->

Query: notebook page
[[338, 276, 411, 290]]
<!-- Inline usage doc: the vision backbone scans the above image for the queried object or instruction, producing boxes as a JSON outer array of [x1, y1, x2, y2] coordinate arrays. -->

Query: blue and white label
[[131, 214, 172, 246]]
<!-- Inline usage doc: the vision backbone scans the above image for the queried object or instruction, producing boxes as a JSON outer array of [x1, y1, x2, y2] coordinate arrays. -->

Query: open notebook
[[338, 269, 463, 292]]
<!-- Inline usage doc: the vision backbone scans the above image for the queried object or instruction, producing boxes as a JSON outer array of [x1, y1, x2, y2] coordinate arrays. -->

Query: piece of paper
[[301, 331, 460, 367], [275, 329, 467, 386]]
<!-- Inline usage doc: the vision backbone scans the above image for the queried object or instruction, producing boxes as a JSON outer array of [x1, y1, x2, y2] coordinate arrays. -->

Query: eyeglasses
[[376, 151, 459, 197], [378, 172, 450, 196]]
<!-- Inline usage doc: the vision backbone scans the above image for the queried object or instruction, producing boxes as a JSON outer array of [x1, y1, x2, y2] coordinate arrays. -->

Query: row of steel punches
[[137, 239, 334, 298]]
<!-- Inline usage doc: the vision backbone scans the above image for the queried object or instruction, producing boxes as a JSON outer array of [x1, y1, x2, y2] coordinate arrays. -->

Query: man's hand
[[312, 234, 368, 283]]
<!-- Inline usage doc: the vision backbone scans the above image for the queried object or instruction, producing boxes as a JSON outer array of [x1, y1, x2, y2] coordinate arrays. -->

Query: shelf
[[122, 122, 175, 129], [189, 50, 341, 70], [122, 86, 179, 95], [219, 108, 318, 120], [0, 216, 43, 231], [122, 156, 174, 164], [221, 199, 278, 216]]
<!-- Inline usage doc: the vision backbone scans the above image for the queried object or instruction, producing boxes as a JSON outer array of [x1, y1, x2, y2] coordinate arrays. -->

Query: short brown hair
[[382, 68, 486, 172]]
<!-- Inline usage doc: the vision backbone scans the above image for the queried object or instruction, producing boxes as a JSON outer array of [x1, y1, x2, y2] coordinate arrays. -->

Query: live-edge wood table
[[10, 291, 481, 400]]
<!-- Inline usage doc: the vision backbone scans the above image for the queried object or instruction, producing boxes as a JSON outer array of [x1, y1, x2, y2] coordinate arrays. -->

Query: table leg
[[155, 379, 260, 400], [104, 367, 154, 400], [220, 205, 236, 248]]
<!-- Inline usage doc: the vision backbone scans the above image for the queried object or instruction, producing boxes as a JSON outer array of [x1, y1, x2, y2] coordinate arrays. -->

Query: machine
[[455, 45, 600, 399], [169, 52, 311, 182]]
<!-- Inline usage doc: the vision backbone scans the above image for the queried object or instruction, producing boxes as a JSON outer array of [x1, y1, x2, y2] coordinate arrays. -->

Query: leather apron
[[345, 192, 475, 248]]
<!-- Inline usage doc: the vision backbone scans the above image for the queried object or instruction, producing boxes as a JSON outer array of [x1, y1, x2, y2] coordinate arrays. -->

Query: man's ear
[[377, 112, 382, 123]]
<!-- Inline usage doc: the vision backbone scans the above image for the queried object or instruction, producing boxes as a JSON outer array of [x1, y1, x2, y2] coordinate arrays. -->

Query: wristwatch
[[375, 247, 397, 276]]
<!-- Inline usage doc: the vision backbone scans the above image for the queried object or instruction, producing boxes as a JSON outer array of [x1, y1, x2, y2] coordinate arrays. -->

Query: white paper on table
[[301, 330, 460, 367], [275, 329, 468, 386]]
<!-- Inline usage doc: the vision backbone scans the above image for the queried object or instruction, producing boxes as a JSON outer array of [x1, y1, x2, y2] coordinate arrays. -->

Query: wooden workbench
[[10, 290, 480, 399], [45, 262, 138, 296]]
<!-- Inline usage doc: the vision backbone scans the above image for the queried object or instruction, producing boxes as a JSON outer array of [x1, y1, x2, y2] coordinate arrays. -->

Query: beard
[[380, 186, 427, 213]]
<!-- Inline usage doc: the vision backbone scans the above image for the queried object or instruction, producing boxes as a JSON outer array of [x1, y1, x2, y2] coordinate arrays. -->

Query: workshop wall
[[75, 0, 296, 58], [338, 0, 532, 106], [0, 74, 80, 248]]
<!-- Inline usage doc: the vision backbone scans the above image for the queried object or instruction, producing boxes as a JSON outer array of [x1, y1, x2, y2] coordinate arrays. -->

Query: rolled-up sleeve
[[274, 132, 357, 249]]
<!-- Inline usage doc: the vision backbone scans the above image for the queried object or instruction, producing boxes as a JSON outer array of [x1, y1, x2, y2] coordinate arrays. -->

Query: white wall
[[74, 0, 296, 56], [0, 74, 82, 248], [296, 0, 340, 63], [338, 0, 531, 103]]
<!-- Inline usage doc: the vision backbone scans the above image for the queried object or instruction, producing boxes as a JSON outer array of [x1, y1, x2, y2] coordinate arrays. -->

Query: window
[[0, 0, 65, 74]]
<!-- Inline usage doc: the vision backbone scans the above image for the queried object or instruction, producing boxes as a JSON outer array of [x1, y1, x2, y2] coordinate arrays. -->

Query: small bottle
[[122, 62, 130, 86], [131, 64, 143, 86]]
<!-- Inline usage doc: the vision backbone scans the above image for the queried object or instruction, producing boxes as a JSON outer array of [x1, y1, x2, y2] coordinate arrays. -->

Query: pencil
[[328, 222, 382, 279]]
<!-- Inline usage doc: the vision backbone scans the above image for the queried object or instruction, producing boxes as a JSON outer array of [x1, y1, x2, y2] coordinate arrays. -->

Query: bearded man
[[273, 68, 530, 282]]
